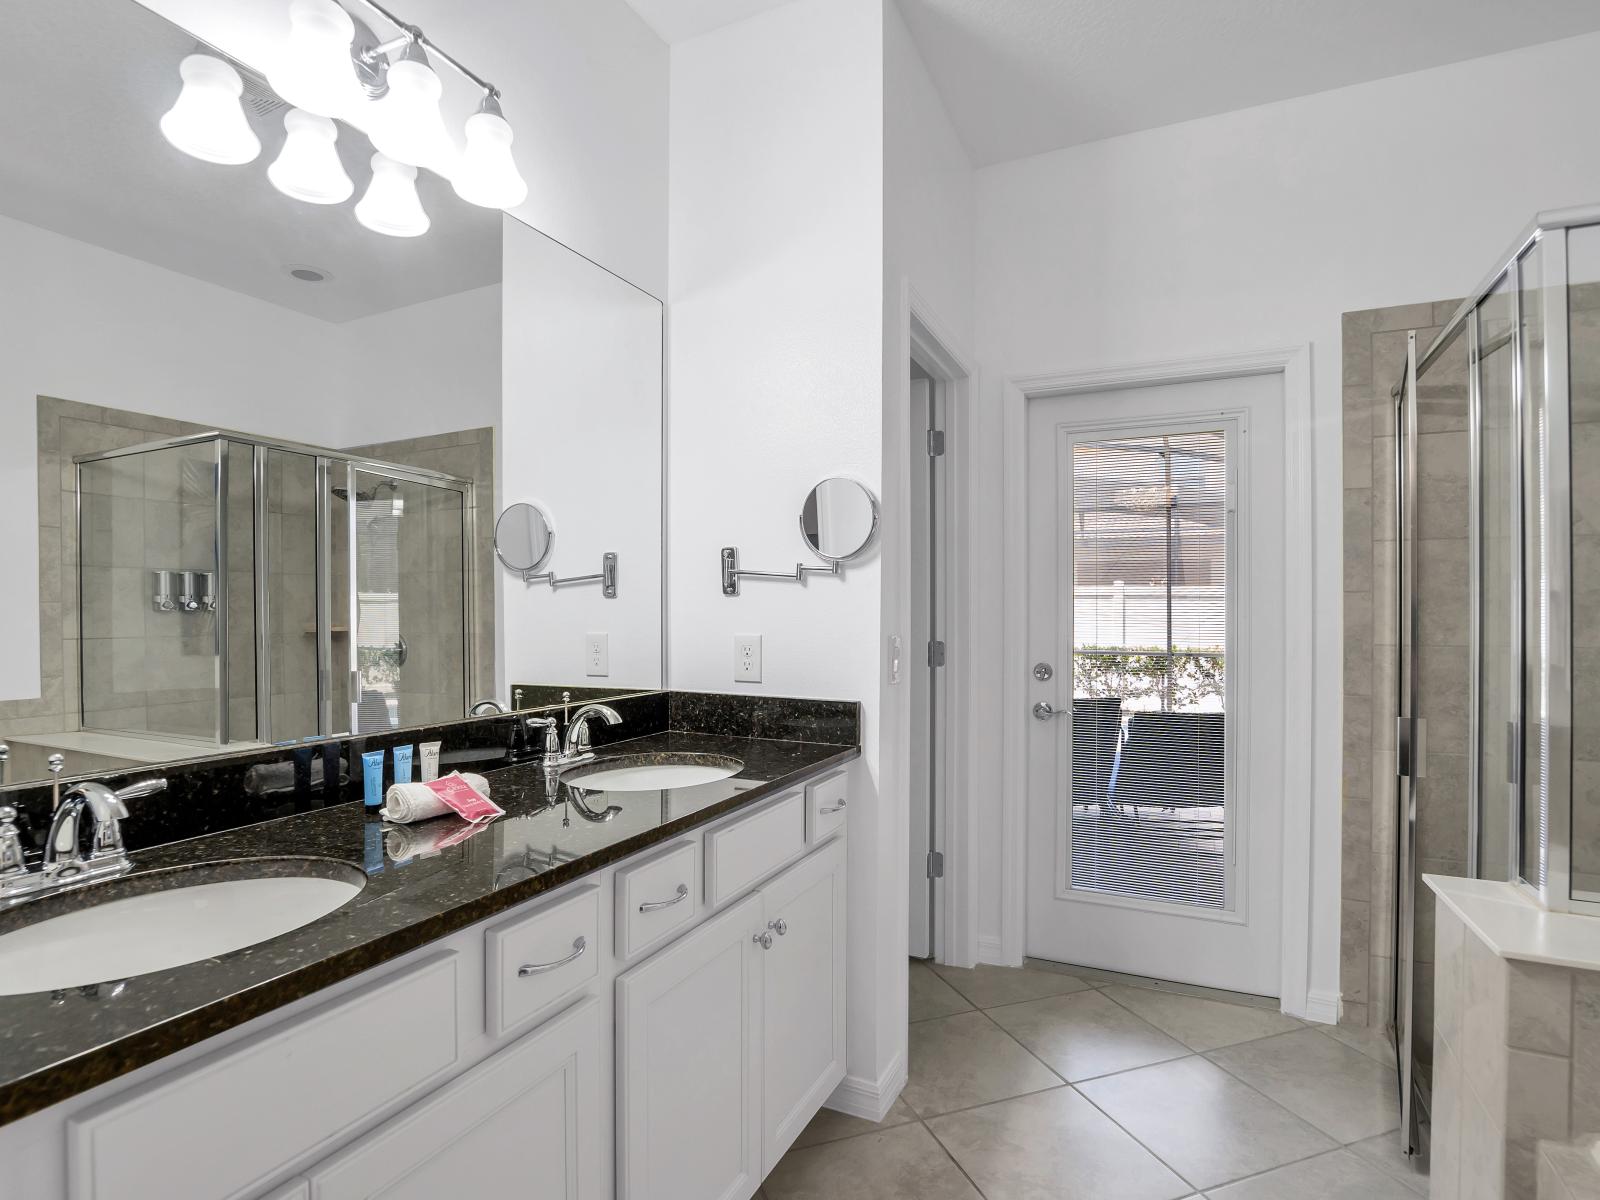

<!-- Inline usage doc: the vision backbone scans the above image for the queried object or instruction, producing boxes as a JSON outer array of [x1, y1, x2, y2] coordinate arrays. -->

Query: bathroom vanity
[[0, 697, 857, 1200]]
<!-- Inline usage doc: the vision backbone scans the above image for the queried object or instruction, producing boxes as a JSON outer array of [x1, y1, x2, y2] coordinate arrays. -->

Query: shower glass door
[[346, 467, 468, 735]]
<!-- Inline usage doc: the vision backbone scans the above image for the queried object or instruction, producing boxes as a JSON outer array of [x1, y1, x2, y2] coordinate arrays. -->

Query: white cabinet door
[[616, 893, 764, 1200], [759, 838, 847, 1173], [305, 997, 603, 1200]]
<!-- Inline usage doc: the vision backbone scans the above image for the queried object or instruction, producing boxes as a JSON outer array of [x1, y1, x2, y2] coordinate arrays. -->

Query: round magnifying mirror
[[494, 502, 554, 574], [799, 477, 879, 563]]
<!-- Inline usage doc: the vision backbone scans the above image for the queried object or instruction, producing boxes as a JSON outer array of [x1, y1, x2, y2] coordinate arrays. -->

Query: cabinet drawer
[[704, 790, 806, 909], [805, 770, 849, 843], [68, 952, 459, 1200], [485, 885, 600, 1037], [615, 839, 700, 962]]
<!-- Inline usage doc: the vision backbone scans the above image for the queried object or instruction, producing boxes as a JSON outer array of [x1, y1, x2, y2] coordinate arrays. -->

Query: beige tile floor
[[758, 959, 1429, 1200]]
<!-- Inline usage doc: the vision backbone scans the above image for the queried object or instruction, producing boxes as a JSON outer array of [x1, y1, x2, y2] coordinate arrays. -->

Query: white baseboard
[[1302, 989, 1341, 1026], [977, 935, 1017, 966], [825, 1050, 906, 1122]]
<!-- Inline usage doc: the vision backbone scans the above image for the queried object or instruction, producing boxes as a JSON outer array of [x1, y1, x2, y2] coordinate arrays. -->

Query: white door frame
[[998, 346, 1321, 1018], [885, 279, 979, 971]]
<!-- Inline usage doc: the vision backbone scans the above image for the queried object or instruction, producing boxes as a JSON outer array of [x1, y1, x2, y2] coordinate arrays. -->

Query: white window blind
[[1068, 430, 1229, 909]]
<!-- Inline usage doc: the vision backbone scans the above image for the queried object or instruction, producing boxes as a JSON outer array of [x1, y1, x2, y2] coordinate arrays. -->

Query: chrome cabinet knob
[[768, 918, 788, 936], [753, 931, 774, 950]]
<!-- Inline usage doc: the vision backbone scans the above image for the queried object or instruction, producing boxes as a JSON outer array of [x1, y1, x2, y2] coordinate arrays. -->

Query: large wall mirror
[[0, 0, 664, 787]]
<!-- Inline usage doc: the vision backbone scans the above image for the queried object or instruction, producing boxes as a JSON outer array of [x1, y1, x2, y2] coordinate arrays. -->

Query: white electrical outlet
[[585, 633, 609, 677], [734, 634, 762, 683]]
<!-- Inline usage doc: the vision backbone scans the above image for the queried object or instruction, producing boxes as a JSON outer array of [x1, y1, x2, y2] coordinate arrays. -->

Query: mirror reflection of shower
[[74, 434, 475, 750]]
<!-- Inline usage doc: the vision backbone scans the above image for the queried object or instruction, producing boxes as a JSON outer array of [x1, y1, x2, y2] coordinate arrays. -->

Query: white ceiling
[[896, 0, 1600, 166], [624, 0, 1600, 167], [621, 0, 794, 44], [0, 0, 501, 323]]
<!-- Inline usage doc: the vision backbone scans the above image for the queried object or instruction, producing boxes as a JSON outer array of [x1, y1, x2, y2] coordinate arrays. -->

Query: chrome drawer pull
[[820, 799, 847, 814], [518, 935, 587, 977], [638, 883, 689, 914]]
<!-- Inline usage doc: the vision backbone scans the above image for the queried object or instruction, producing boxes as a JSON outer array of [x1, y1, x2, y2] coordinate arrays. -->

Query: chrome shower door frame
[[1393, 332, 1421, 1157]]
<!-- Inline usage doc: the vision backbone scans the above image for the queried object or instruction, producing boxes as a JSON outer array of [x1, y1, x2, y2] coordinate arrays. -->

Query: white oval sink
[[563, 755, 743, 792], [0, 864, 364, 995]]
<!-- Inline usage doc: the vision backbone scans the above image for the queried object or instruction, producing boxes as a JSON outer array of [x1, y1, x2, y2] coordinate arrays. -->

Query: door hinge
[[928, 639, 946, 667], [927, 429, 946, 457], [926, 850, 945, 879]]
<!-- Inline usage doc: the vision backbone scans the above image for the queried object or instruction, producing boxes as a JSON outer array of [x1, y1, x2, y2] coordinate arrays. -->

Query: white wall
[[971, 31, 1600, 1006], [142, 0, 669, 296], [667, 0, 891, 1108], [500, 217, 663, 690], [881, 0, 977, 973], [0, 211, 499, 702]]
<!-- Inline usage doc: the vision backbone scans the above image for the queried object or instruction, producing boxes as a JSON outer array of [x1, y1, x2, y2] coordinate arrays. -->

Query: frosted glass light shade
[[159, 55, 261, 165], [355, 153, 429, 237], [452, 108, 527, 209], [269, 0, 361, 119], [369, 57, 456, 173], [268, 109, 354, 204]]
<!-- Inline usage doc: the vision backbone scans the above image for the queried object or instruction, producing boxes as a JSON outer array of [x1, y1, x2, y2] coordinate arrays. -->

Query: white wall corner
[[825, 1048, 907, 1123]]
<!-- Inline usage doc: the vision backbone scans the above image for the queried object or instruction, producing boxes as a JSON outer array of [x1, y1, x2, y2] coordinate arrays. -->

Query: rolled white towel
[[381, 772, 491, 823]]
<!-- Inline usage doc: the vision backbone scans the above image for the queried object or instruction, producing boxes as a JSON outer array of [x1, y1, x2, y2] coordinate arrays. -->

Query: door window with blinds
[[1064, 424, 1236, 912]]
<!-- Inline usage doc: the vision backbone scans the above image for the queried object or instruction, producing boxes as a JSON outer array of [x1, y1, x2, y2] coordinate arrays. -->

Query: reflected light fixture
[[355, 152, 429, 237], [369, 40, 457, 174], [269, 0, 362, 118], [452, 92, 527, 210], [159, 54, 261, 165], [268, 109, 355, 204]]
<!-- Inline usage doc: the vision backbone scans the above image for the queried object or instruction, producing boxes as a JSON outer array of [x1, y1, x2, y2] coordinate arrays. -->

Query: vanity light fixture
[[268, 0, 363, 118], [267, 109, 355, 204], [452, 93, 527, 209], [367, 40, 457, 173], [159, 54, 262, 165], [355, 152, 429, 237]]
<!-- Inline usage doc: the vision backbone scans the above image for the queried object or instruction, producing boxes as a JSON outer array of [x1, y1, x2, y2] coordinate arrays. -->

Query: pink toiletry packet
[[424, 773, 504, 824]]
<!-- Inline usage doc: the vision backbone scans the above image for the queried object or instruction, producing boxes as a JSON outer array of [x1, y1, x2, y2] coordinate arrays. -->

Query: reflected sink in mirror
[[0, 858, 365, 996], [560, 753, 744, 793]]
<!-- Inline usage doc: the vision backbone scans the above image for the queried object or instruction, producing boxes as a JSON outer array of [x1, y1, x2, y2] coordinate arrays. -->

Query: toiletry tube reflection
[[362, 749, 385, 808], [393, 744, 414, 785], [419, 741, 441, 782]]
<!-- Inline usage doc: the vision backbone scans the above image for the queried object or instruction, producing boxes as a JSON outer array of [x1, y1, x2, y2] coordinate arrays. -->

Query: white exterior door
[[1024, 372, 1286, 996], [616, 892, 764, 1200], [760, 838, 847, 1172]]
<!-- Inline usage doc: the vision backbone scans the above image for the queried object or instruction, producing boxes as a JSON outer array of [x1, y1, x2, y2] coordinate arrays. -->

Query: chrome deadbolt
[[1033, 662, 1053, 681]]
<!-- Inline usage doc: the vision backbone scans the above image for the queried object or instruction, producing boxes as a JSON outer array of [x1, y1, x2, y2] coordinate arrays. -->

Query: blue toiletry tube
[[362, 749, 385, 809], [393, 744, 414, 785]]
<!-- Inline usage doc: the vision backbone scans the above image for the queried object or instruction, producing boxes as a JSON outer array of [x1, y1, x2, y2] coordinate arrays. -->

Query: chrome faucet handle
[[47, 753, 66, 812], [0, 806, 26, 878], [524, 716, 561, 763], [0, 741, 9, 787]]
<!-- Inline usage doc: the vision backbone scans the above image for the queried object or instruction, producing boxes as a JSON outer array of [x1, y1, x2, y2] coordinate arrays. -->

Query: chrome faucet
[[562, 704, 622, 764], [1, 777, 166, 908]]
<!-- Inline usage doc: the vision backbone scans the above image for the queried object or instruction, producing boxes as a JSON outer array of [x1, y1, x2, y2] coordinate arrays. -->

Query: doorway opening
[[909, 356, 948, 960]]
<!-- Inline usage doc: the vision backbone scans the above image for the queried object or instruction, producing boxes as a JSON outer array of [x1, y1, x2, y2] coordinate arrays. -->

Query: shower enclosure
[[75, 433, 475, 748], [1391, 206, 1600, 1154]]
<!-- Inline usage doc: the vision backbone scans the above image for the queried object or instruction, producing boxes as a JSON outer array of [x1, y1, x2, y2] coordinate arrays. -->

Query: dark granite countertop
[[0, 729, 857, 1126]]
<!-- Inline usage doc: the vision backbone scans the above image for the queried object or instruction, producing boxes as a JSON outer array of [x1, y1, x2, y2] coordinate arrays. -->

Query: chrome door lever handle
[[1033, 701, 1068, 721]]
